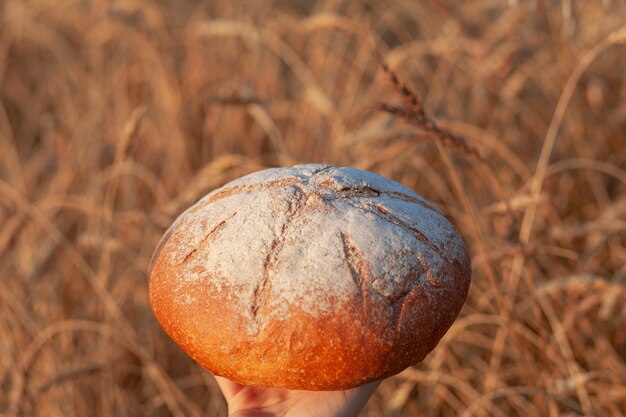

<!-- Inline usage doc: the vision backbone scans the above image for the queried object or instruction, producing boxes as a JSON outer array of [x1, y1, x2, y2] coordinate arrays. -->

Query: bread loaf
[[149, 164, 471, 390]]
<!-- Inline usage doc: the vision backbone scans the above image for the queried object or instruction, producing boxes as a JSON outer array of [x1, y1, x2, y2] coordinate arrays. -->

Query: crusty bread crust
[[149, 164, 471, 390]]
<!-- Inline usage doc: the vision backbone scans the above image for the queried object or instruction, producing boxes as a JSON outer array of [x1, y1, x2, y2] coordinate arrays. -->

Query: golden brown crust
[[150, 259, 469, 390], [149, 164, 471, 390]]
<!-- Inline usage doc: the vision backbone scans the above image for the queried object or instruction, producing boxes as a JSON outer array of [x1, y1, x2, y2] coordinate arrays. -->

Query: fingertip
[[214, 375, 246, 400]]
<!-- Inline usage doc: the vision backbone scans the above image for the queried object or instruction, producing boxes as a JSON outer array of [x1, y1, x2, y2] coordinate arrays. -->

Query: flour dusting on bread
[[154, 164, 469, 335]]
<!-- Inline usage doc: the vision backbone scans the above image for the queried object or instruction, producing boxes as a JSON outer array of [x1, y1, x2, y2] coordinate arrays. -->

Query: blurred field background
[[1, 0, 626, 416]]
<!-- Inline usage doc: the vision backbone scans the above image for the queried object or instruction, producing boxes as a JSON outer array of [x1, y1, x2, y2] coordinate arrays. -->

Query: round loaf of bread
[[149, 164, 471, 390]]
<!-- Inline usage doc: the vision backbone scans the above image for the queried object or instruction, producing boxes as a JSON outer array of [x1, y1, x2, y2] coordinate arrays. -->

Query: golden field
[[1, 1, 625, 416]]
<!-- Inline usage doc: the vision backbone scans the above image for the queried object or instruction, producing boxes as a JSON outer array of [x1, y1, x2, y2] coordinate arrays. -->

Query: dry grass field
[[1, 0, 626, 416]]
